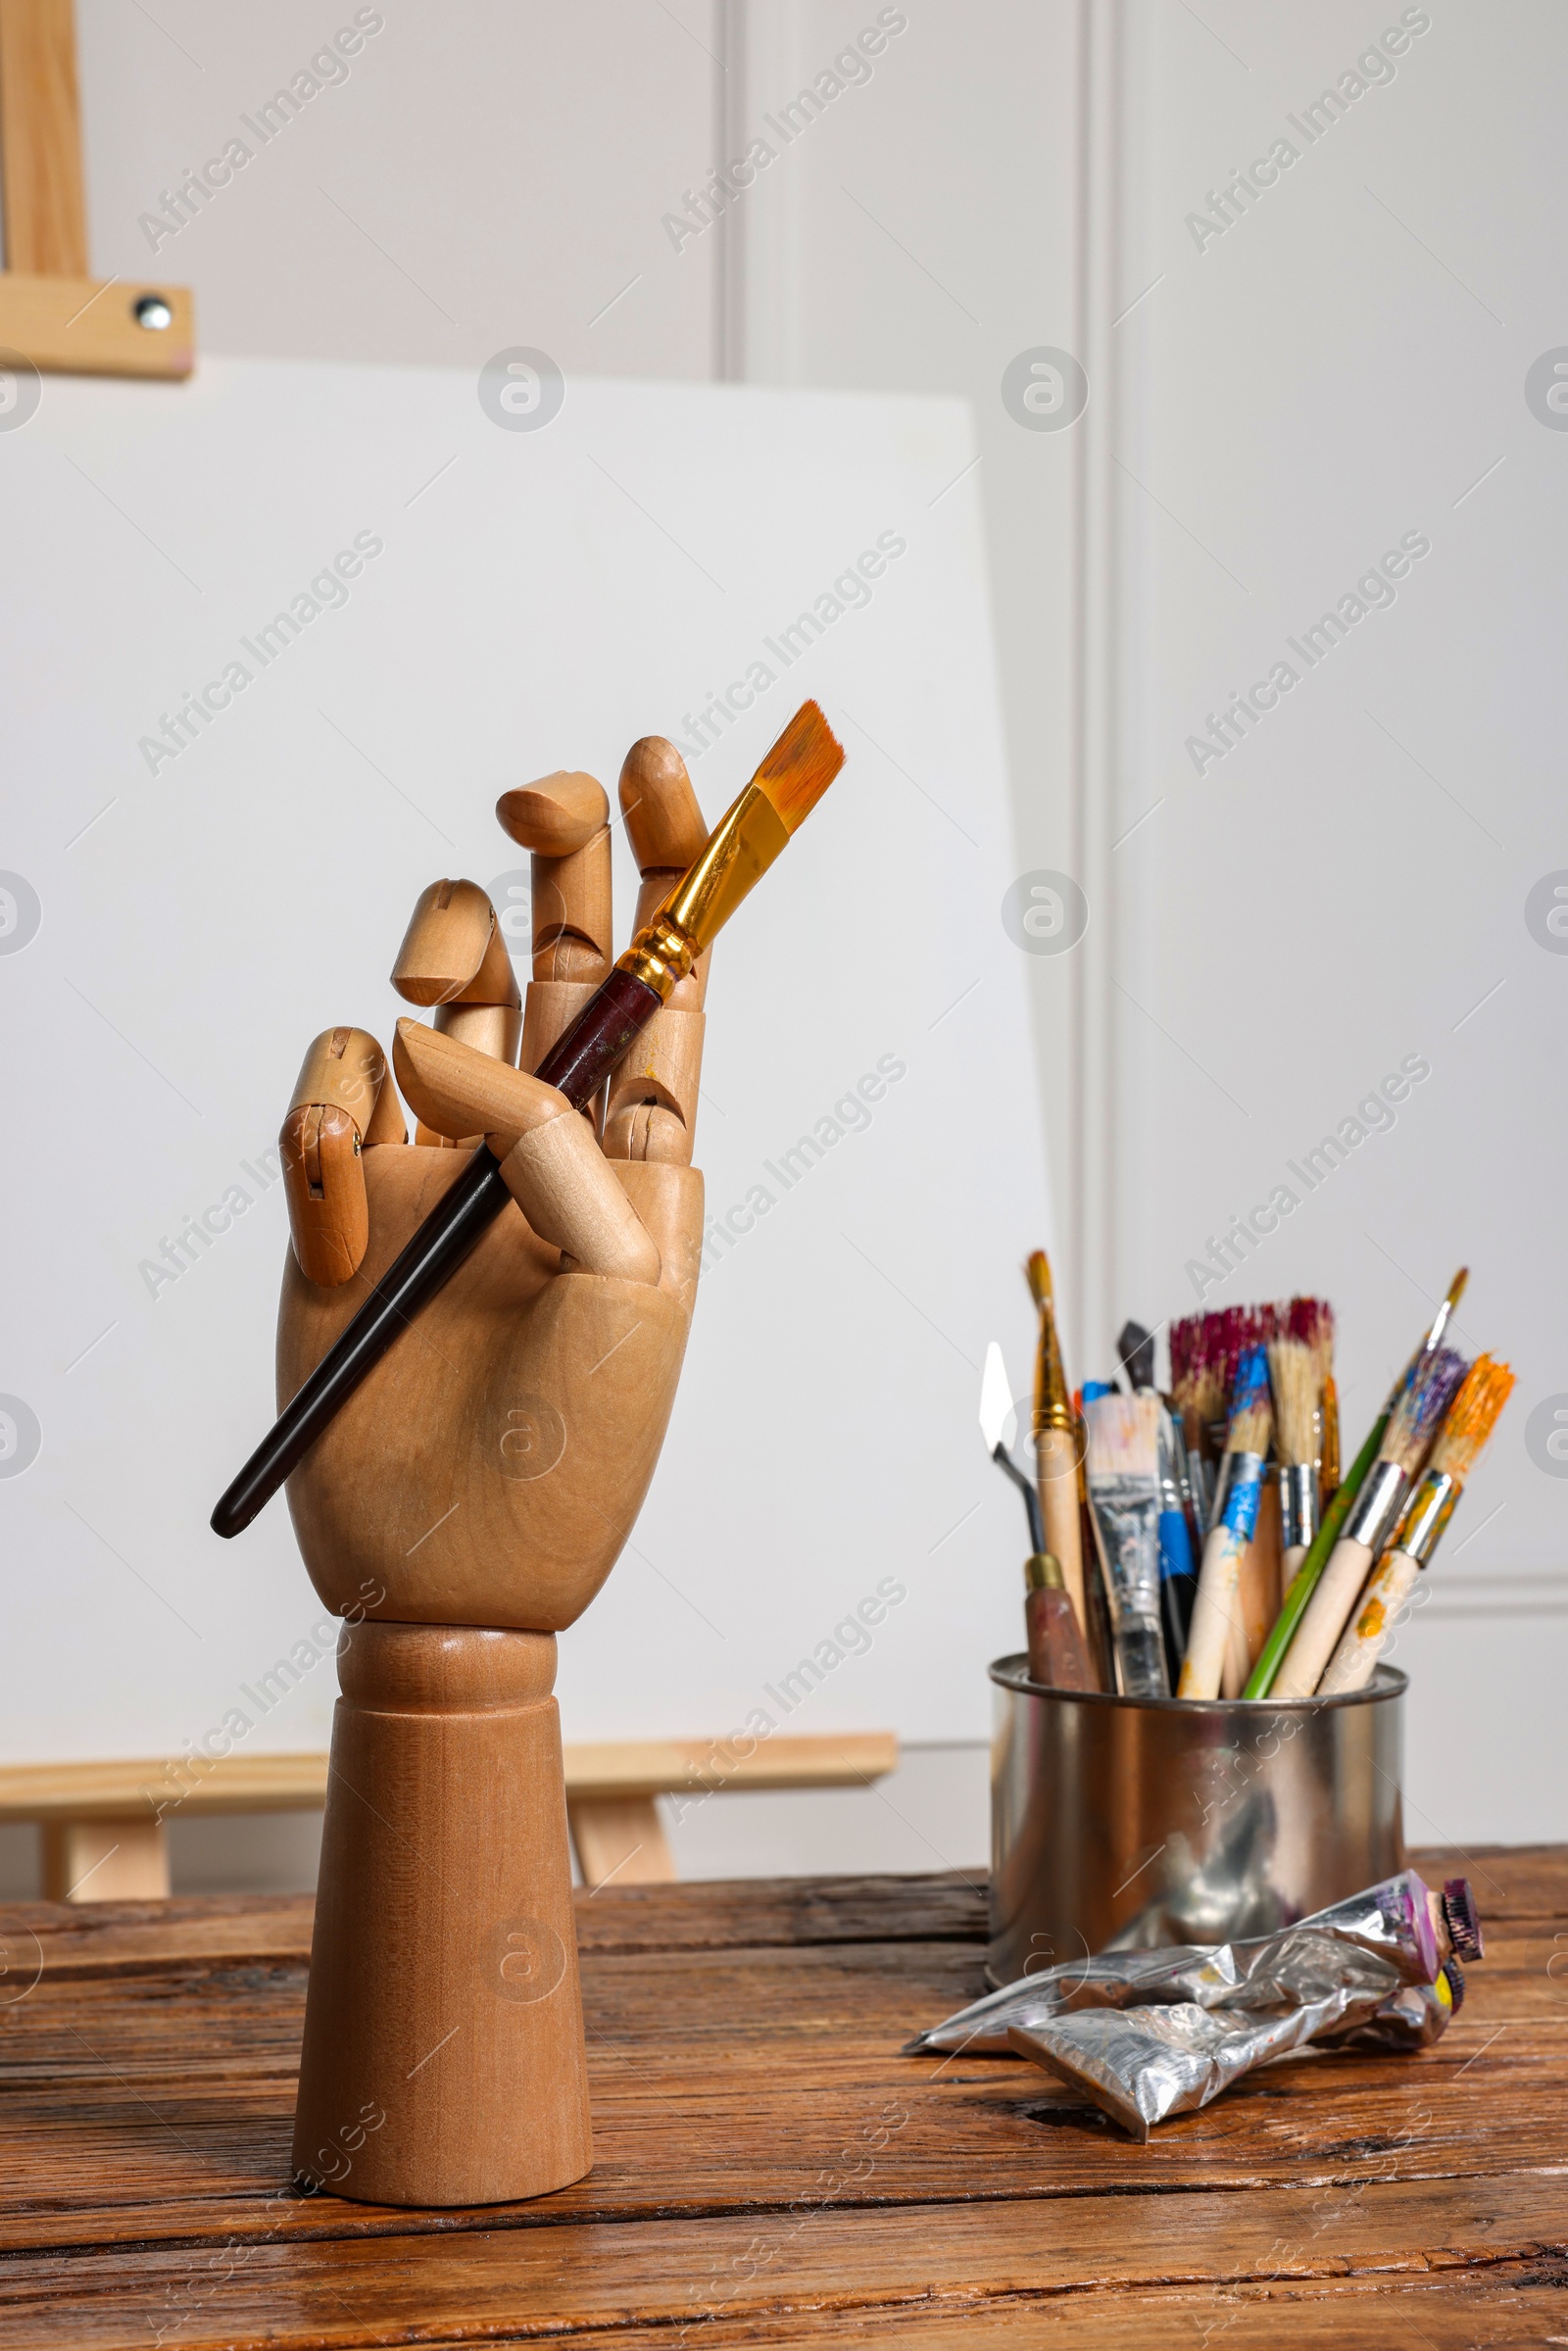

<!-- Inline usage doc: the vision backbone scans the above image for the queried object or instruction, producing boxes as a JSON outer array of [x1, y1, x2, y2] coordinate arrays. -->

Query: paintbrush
[[1084, 1392, 1168, 1697], [1074, 1411, 1116, 1690], [1156, 1401, 1199, 1685], [212, 701, 845, 1538], [1224, 1304, 1298, 1692], [983, 1345, 1094, 1690], [1178, 1345, 1273, 1699], [1026, 1251, 1087, 1641], [1269, 1328, 1321, 1589], [1230, 1468, 1282, 1694], [1272, 1343, 1469, 1698], [1310, 1299, 1340, 1505], [1246, 1268, 1467, 1697], [1169, 1313, 1224, 1533], [1319, 1355, 1514, 1695], [1023, 1551, 1097, 1691], [1170, 1307, 1266, 1527]]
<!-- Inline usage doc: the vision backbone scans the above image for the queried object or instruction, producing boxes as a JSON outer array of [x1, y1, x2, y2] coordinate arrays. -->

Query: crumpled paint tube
[[906, 1871, 1480, 2139]]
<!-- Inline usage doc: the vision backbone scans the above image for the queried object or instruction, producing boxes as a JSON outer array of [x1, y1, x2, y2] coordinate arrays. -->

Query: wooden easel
[[0, 0, 192, 375]]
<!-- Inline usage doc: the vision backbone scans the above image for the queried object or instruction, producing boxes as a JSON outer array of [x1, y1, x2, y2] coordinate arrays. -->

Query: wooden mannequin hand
[[274, 740, 710, 1634]]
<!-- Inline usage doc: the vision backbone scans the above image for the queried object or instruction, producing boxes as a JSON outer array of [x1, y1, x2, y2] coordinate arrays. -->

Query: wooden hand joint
[[393, 1019, 660, 1284], [281, 1026, 402, 1285]]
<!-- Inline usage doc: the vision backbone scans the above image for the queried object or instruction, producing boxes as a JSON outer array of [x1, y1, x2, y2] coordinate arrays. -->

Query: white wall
[[1104, 0, 1568, 1841]]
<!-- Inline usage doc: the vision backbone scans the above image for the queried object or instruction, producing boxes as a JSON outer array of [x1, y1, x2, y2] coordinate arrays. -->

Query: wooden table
[[1, 1845, 1564, 2347]]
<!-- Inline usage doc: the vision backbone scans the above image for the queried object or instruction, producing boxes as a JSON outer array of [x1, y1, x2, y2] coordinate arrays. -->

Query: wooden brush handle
[[1025, 1586, 1095, 1691], [533, 966, 662, 1102], [1272, 1538, 1375, 1698], [1318, 1550, 1418, 1695], [1179, 1523, 1244, 1700], [1036, 1429, 1085, 1635]]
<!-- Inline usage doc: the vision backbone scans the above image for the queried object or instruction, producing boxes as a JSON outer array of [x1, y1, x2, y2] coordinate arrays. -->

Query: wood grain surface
[[0, 1845, 1561, 2346]]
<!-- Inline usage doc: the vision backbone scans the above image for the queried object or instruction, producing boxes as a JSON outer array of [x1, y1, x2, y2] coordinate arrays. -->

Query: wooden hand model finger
[[392, 876, 522, 1142], [280, 1026, 405, 1285], [393, 1018, 662, 1287], [495, 769, 612, 1114], [604, 738, 710, 1166]]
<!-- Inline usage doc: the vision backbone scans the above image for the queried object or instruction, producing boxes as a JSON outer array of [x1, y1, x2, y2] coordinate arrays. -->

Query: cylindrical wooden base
[[292, 1620, 593, 2208]]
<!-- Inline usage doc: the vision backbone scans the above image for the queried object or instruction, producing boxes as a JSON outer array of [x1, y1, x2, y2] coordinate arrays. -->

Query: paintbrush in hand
[[214, 701, 845, 1538], [1272, 1343, 1469, 1698], [1319, 1355, 1514, 1694]]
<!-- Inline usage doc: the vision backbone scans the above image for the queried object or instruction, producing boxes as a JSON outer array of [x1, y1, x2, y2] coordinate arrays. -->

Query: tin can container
[[988, 1655, 1405, 1986]]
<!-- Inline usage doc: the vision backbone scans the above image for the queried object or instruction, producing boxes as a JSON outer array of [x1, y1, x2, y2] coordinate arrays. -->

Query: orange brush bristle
[[1432, 1354, 1515, 1483], [753, 699, 845, 832]]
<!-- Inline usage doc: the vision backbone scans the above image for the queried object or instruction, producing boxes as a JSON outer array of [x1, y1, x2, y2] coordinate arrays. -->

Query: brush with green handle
[[1245, 1267, 1467, 1700]]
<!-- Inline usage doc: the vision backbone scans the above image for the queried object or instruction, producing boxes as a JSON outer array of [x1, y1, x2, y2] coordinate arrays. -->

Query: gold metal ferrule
[[616, 781, 792, 1001], [615, 908, 697, 1003], [662, 782, 788, 951], [1026, 1551, 1065, 1592], [1391, 1469, 1458, 1566], [1032, 1311, 1075, 1438]]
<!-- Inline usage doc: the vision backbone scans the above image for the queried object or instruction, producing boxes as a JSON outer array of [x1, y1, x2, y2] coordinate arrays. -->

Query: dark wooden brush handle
[[534, 966, 662, 1102], [1026, 1587, 1096, 1691], [212, 966, 663, 1537]]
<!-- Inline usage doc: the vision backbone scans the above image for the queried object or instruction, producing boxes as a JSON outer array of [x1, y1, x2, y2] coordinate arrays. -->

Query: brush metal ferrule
[[1279, 1461, 1320, 1551], [615, 775, 789, 997], [1217, 1449, 1268, 1543], [1210, 1445, 1266, 1525], [618, 781, 792, 997], [1174, 1428, 1207, 1539], [1031, 1309, 1074, 1437], [1393, 1470, 1458, 1566], [615, 907, 695, 1004], [1025, 1551, 1065, 1592], [663, 781, 788, 951], [1343, 1456, 1410, 1553]]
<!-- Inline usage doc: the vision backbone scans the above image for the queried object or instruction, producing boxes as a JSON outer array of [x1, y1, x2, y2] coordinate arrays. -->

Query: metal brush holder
[[987, 1656, 1406, 1987]]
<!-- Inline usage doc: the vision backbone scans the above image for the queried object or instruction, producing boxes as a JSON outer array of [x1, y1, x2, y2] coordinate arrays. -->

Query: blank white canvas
[[0, 357, 1053, 1765]]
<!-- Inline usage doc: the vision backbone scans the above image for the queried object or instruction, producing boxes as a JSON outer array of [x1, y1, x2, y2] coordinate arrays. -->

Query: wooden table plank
[[0, 1939, 1560, 2256], [2, 2175, 1565, 2349], [527, 2274, 1568, 2350], [0, 1850, 1560, 2346]]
